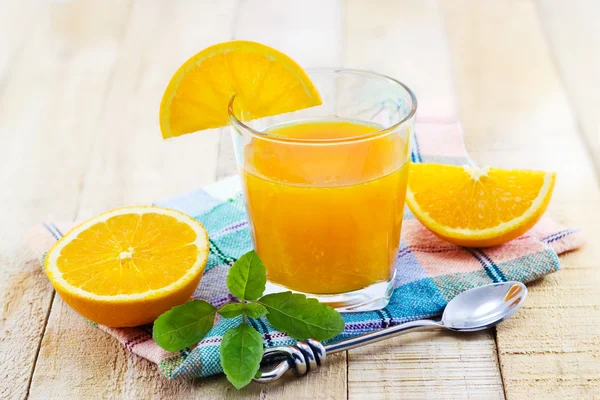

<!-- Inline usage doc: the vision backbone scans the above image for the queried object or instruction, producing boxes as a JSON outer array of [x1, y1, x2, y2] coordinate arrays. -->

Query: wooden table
[[1, 0, 599, 398]]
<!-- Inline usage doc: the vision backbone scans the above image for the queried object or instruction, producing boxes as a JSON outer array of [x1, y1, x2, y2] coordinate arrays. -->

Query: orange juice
[[240, 119, 410, 294]]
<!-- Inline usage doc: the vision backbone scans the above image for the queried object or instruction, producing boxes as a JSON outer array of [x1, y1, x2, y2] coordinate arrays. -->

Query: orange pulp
[[241, 119, 410, 294]]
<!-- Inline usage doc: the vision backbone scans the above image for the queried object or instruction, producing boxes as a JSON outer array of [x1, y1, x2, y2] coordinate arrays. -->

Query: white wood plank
[[344, 0, 457, 117], [536, 0, 600, 175], [349, 331, 503, 400], [0, 0, 40, 84], [234, 0, 342, 68], [344, 1, 505, 398], [441, 0, 600, 398], [0, 1, 132, 398]]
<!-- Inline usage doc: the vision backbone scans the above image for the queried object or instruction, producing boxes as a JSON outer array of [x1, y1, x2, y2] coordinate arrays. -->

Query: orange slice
[[159, 40, 322, 138], [406, 163, 556, 247], [44, 207, 209, 327]]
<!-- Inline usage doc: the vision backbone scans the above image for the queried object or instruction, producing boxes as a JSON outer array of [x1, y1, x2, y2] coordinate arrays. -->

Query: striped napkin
[[27, 116, 584, 380]]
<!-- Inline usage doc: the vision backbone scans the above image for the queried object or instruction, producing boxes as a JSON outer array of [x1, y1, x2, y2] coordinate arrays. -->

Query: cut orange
[[159, 40, 322, 138], [406, 164, 556, 247], [44, 207, 209, 327]]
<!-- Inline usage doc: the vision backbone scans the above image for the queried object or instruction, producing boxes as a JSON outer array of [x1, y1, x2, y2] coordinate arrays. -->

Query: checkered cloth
[[28, 116, 584, 380]]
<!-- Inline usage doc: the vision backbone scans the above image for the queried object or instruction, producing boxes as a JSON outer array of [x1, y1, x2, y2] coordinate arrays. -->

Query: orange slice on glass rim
[[159, 40, 322, 138]]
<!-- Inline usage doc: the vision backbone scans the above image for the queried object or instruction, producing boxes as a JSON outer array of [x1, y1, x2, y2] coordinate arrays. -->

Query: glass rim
[[228, 67, 418, 145]]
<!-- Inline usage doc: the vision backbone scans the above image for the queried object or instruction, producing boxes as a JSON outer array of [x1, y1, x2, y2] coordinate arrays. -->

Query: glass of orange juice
[[229, 69, 416, 311]]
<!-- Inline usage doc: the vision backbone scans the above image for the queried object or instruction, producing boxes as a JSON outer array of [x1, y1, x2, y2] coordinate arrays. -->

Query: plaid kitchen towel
[[27, 116, 584, 380]]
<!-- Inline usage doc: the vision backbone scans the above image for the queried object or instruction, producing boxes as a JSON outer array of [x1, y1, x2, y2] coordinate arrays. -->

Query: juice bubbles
[[240, 119, 410, 294]]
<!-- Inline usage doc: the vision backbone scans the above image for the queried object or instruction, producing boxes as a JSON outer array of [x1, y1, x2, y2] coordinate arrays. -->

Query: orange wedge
[[406, 164, 556, 247], [44, 207, 209, 327], [159, 40, 322, 138]]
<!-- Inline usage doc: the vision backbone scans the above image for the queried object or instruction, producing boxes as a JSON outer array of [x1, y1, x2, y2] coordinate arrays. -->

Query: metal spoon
[[254, 281, 527, 383]]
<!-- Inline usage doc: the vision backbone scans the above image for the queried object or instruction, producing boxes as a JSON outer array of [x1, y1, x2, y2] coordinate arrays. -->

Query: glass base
[[264, 271, 395, 313]]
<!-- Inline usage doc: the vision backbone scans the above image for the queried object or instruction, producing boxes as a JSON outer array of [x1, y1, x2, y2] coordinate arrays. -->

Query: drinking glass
[[229, 68, 417, 311]]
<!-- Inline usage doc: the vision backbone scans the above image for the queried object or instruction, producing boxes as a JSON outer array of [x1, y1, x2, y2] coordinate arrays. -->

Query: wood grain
[[0, 0, 40, 86], [441, 0, 600, 398], [344, 0, 457, 117], [348, 331, 503, 400], [344, 1, 505, 398], [537, 0, 600, 176], [0, 1, 132, 399]]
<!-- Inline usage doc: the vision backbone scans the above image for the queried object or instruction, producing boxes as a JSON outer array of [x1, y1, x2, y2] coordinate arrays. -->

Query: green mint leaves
[[152, 300, 217, 352], [259, 292, 345, 341], [226, 250, 267, 301], [152, 250, 345, 389], [220, 323, 265, 389]]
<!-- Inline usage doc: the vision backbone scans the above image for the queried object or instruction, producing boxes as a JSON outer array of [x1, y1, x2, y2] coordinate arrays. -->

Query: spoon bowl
[[441, 281, 527, 331]]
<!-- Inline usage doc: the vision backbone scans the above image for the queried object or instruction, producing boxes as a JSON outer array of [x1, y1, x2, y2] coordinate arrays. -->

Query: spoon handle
[[253, 319, 442, 383], [325, 319, 442, 354]]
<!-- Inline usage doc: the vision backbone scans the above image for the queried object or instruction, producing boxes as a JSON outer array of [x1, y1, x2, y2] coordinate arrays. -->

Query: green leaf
[[220, 323, 265, 389], [258, 292, 345, 341], [227, 250, 266, 301], [218, 302, 268, 319], [152, 300, 217, 352]]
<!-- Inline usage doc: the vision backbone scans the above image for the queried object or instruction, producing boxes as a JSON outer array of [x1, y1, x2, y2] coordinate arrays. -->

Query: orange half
[[44, 206, 209, 327], [406, 163, 556, 247]]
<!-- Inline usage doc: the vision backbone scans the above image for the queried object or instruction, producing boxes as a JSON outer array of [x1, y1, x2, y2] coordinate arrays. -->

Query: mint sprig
[[259, 292, 345, 340], [220, 322, 265, 389], [152, 300, 217, 352], [152, 250, 346, 389], [226, 250, 267, 301]]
